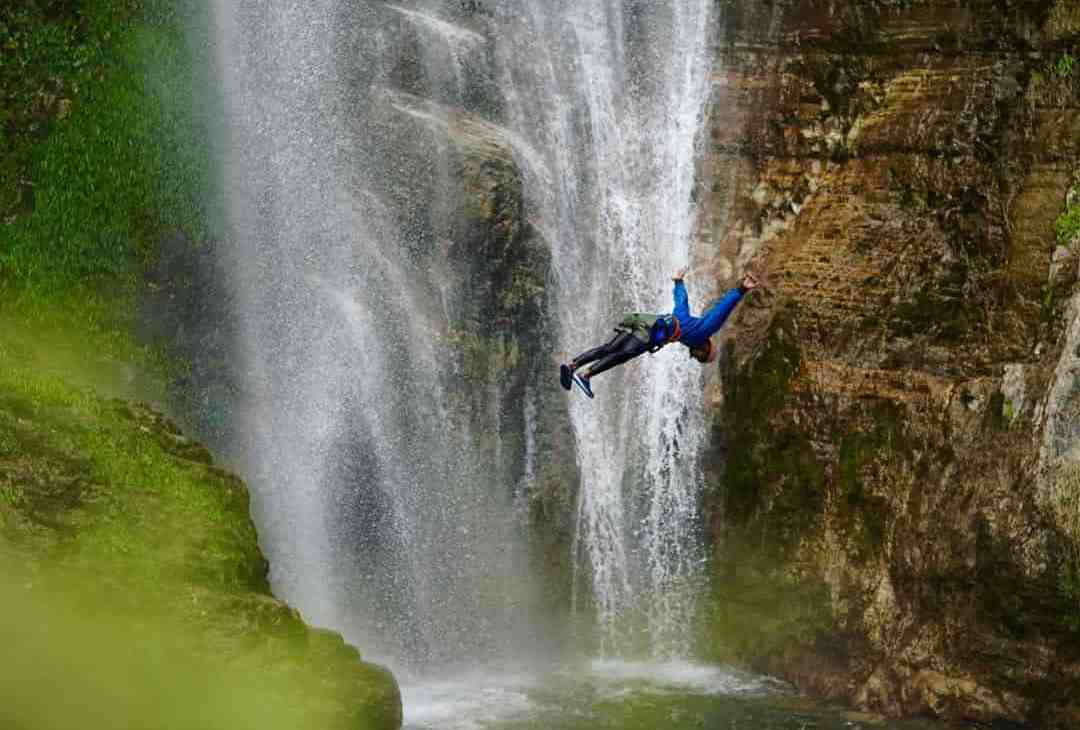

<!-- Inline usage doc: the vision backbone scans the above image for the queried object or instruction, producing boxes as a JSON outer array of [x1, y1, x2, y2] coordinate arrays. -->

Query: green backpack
[[615, 313, 679, 352]]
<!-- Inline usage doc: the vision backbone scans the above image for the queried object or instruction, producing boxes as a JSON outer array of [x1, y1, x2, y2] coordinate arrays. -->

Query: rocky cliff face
[[699, 1, 1080, 725]]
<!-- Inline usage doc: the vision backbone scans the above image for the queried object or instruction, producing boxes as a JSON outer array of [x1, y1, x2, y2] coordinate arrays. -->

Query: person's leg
[[570, 332, 628, 370], [581, 333, 648, 379], [563, 332, 624, 391]]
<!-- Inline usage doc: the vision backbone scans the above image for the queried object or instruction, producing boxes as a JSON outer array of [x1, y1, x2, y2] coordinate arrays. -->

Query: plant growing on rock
[[1057, 185, 1080, 248], [1054, 53, 1076, 79]]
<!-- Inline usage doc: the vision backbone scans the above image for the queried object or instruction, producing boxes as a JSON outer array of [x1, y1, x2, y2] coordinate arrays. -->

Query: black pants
[[572, 331, 649, 378]]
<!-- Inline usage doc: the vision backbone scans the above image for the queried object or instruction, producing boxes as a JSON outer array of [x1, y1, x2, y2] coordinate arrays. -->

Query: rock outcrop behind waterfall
[[699, 1, 1080, 725], [372, 87, 578, 634]]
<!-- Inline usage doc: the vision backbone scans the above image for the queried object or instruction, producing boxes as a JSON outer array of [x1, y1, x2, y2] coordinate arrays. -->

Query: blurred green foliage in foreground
[[0, 333, 401, 730], [1, 3, 402, 728], [1, 577, 313, 730]]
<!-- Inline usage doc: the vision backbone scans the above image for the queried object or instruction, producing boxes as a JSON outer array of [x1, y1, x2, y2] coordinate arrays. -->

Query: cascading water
[[209, 0, 718, 683], [211, 0, 350, 625], [211, 0, 545, 670], [496, 1, 718, 655]]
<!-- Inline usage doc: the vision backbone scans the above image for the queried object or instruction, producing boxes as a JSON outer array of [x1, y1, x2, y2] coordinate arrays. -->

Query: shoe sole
[[572, 374, 594, 399]]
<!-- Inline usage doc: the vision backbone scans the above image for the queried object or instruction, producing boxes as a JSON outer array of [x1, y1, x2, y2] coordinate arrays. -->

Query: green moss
[[1059, 562, 1080, 632], [727, 427, 825, 559], [1, 578, 400, 730], [720, 308, 825, 566], [704, 308, 838, 664], [497, 258, 547, 315], [1057, 192, 1080, 247], [0, 352, 401, 729], [730, 309, 801, 413], [1, 1, 211, 369], [1027, 48, 1080, 109], [1054, 53, 1076, 79], [701, 547, 834, 665], [706, 313, 924, 662], [836, 431, 890, 563], [0, 358, 258, 591]]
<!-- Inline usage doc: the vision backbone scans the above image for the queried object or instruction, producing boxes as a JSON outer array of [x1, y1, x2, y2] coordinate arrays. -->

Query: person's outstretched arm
[[672, 267, 691, 321], [698, 273, 760, 337]]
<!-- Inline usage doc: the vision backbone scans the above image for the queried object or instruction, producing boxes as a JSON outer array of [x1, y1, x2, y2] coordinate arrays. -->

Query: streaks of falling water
[[496, 0, 719, 654], [634, 0, 720, 658], [211, 0, 719, 674], [211, 0, 542, 672], [211, 0, 349, 624]]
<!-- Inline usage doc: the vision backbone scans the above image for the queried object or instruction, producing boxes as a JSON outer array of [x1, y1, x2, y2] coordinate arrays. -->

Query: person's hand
[[740, 272, 761, 291], [672, 266, 689, 281]]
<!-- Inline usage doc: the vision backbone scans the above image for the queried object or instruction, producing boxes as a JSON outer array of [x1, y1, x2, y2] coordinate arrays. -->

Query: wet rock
[[1001, 363, 1028, 424], [908, 670, 1027, 723], [701, 0, 1080, 725]]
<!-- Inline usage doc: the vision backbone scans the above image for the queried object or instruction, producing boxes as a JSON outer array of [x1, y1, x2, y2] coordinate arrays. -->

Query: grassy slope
[[0, 3, 400, 727], [0, 356, 401, 730]]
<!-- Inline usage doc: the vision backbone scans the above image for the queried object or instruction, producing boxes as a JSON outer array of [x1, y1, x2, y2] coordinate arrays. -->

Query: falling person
[[559, 268, 760, 398]]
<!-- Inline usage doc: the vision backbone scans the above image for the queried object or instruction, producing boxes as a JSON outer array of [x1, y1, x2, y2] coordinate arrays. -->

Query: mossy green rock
[[0, 363, 402, 730]]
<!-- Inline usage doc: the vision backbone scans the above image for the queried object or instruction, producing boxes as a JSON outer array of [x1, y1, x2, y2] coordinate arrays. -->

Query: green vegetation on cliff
[[1, 0, 209, 360], [0, 344, 401, 730], [1, 3, 401, 727], [701, 308, 835, 668]]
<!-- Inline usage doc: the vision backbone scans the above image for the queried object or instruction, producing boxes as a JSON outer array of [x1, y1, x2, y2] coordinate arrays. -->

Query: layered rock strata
[[700, 1, 1080, 725]]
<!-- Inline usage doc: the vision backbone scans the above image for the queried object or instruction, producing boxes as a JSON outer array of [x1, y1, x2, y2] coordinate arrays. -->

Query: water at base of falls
[[397, 661, 939, 730]]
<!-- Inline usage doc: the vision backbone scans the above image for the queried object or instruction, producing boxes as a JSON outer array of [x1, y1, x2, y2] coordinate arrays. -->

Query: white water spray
[[211, 0, 349, 622], [210, 0, 544, 670], [497, 1, 719, 654], [210, 0, 720, 673]]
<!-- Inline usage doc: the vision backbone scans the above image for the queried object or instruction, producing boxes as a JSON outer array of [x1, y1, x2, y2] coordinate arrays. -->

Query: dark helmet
[[689, 338, 717, 364]]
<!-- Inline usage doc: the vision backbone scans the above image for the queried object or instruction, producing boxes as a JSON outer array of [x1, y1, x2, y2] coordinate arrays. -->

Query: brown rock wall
[[702, 0, 1080, 725]]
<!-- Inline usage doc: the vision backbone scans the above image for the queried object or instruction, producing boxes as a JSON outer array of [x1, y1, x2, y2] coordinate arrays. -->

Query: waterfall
[[209, 0, 718, 671], [497, 1, 718, 654], [211, 0, 539, 670], [211, 0, 350, 624]]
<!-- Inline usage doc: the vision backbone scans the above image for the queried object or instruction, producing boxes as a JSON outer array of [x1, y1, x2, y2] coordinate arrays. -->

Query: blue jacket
[[672, 280, 743, 347]]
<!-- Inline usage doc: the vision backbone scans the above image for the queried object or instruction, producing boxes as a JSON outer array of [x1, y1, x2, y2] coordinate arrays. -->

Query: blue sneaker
[[572, 373, 594, 399], [560, 363, 573, 390]]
